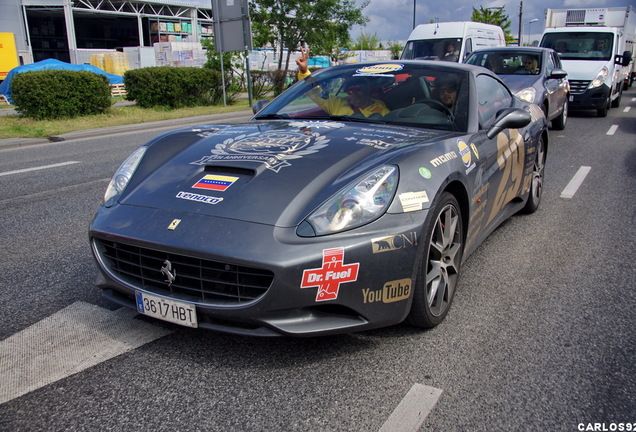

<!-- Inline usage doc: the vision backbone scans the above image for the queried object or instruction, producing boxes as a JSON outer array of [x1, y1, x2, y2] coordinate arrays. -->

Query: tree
[[471, 6, 514, 44], [387, 41, 404, 59], [352, 32, 381, 50], [250, 0, 369, 73]]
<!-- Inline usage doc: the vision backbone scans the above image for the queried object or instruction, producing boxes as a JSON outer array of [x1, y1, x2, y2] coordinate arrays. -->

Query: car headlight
[[515, 87, 536, 103], [590, 67, 609, 88], [103, 146, 147, 207], [303, 165, 398, 236]]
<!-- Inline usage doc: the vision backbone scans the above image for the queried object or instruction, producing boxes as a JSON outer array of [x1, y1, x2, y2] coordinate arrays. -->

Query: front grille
[[94, 239, 274, 305], [569, 80, 591, 95]]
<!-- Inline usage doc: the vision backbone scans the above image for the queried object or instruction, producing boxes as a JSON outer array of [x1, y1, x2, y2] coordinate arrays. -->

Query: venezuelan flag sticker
[[192, 174, 239, 192]]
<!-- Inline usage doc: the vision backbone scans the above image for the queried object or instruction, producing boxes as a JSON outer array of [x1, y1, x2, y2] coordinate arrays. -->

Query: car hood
[[498, 75, 540, 93], [558, 60, 607, 81], [120, 120, 451, 227]]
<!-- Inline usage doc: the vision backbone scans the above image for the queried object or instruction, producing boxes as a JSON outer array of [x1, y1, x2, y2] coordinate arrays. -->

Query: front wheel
[[408, 193, 463, 328]]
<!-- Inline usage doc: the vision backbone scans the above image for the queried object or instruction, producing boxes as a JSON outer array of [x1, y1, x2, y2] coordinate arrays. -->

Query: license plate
[[135, 291, 198, 328], [569, 95, 574, 102]]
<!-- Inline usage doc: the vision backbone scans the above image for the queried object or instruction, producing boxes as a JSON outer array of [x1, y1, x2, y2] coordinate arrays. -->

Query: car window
[[259, 63, 470, 132], [475, 74, 513, 128], [463, 38, 473, 61], [546, 53, 555, 75], [466, 51, 541, 75]]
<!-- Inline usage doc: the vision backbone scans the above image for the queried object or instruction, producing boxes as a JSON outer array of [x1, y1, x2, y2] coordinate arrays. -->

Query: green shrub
[[124, 67, 222, 109], [249, 70, 271, 100], [11, 70, 111, 120]]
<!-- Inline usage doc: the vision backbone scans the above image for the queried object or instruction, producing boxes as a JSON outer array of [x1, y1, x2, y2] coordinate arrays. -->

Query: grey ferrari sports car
[[90, 61, 548, 336]]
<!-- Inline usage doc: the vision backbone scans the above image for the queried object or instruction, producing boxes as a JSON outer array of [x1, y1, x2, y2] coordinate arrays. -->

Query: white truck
[[539, 6, 635, 117], [400, 22, 505, 63]]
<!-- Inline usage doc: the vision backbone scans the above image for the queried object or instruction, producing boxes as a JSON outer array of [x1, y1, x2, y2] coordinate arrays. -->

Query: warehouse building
[[0, 0, 214, 67]]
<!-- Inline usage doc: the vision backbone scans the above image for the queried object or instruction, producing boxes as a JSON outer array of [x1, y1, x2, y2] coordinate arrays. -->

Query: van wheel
[[611, 88, 622, 108]]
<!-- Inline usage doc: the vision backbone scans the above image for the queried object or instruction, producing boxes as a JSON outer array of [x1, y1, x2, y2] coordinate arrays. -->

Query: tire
[[551, 99, 567, 130], [522, 135, 546, 214], [408, 192, 463, 328], [597, 97, 609, 117], [611, 87, 622, 108]]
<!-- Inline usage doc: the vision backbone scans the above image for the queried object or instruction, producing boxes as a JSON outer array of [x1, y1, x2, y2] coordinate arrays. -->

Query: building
[[0, 0, 214, 66]]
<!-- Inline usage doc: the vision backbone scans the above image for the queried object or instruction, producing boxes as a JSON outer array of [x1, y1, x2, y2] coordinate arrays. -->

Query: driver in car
[[295, 47, 390, 117], [433, 77, 458, 111]]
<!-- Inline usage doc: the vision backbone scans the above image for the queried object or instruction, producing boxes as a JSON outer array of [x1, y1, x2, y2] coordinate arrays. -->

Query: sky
[[182, 0, 634, 44], [349, 0, 635, 43]]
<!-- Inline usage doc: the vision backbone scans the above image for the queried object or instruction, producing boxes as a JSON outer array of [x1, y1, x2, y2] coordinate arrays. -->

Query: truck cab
[[539, 7, 635, 117]]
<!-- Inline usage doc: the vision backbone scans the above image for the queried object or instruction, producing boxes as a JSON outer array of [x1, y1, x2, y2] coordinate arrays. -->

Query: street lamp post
[[526, 18, 538, 46]]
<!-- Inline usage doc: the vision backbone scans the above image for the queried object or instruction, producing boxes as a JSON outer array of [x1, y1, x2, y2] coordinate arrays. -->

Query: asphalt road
[[0, 93, 634, 432]]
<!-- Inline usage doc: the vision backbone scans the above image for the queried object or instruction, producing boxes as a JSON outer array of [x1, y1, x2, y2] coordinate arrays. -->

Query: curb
[[0, 109, 253, 151]]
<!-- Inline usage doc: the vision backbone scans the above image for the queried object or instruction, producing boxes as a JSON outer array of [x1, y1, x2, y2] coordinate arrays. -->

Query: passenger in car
[[295, 47, 390, 117]]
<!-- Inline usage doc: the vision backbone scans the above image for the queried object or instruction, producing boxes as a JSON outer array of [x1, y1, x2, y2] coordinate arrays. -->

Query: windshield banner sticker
[[191, 131, 330, 172]]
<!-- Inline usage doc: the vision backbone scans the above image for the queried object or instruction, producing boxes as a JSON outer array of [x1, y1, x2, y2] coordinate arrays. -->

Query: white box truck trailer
[[401, 22, 505, 63], [539, 6, 635, 117]]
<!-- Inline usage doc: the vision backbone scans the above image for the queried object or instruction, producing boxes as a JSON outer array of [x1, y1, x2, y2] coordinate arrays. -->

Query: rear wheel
[[551, 99, 567, 130], [522, 135, 546, 214], [408, 193, 463, 328]]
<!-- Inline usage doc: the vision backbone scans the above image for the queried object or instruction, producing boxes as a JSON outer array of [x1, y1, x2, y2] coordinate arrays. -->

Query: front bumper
[[90, 204, 425, 336], [569, 84, 610, 111]]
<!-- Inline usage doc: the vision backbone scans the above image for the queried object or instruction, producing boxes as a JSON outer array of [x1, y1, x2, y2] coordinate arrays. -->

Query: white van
[[539, 7, 635, 117], [400, 22, 506, 62]]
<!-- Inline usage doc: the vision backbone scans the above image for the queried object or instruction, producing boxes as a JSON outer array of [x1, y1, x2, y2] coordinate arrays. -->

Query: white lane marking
[[0, 301, 172, 405], [624, 107, 631, 113], [379, 383, 443, 432], [0, 178, 109, 206], [606, 125, 619, 135], [561, 166, 591, 199], [0, 161, 80, 177]]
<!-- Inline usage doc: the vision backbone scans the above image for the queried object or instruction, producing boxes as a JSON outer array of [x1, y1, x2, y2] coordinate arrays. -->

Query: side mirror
[[621, 50, 633, 67], [252, 99, 271, 114], [486, 108, 532, 139], [549, 68, 568, 79]]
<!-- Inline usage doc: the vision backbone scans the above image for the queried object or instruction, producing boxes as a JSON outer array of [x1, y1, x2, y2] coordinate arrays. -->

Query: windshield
[[254, 62, 469, 132], [540, 32, 613, 61], [466, 51, 542, 75], [401, 38, 463, 62]]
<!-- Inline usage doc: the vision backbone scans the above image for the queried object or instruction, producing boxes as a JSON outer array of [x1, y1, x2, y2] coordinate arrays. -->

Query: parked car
[[90, 61, 548, 337], [465, 47, 570, 130]]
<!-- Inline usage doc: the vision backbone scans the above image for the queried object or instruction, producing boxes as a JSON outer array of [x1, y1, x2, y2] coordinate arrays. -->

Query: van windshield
[[401, 38, 462, 62], [540, 32, 613, 61]]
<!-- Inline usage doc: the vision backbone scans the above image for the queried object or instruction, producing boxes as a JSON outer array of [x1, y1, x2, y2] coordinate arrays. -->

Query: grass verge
[[0, 100, 251, 139]]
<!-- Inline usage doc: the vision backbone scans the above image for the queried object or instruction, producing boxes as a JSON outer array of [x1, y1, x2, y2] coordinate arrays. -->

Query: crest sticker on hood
[[190, 131, 330, 172], [288, 120, 345, 129]]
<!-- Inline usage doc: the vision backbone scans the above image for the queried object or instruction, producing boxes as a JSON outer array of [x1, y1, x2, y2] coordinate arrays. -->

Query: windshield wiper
[[314, 115, 388, 124]]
